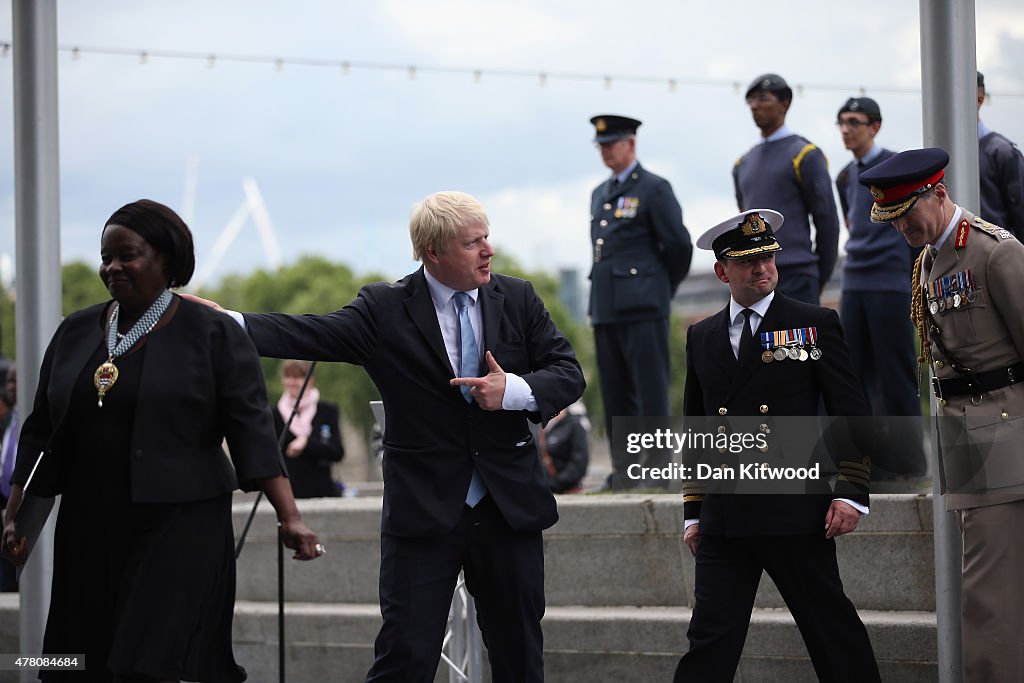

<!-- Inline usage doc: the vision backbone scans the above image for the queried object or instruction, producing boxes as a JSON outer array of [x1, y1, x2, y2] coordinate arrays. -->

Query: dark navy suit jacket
[[245, 268, 586, 538]]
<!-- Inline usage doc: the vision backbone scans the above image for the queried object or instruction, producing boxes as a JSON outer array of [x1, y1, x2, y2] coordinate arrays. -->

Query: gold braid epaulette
[[910, 251, 931, 367]]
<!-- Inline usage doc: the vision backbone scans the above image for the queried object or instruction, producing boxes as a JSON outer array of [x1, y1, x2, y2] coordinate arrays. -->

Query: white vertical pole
[[919, 1, 977, 680], [11, 0, 63, 677]]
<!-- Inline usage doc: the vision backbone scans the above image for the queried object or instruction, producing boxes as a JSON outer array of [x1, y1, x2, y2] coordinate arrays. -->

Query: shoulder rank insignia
[[971, 216, 1014, 240]]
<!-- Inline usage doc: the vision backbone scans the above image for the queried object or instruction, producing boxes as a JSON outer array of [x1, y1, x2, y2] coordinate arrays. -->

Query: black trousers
[[674, 533, 880, 683], [839, 289, 926, 478], [594, 319, 670, 488], [365, 495, 545, 683]]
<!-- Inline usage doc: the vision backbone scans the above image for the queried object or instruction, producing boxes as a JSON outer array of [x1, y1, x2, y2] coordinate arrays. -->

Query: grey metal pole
[[919, 1, 976, 681], [12, 0, 63, 675]]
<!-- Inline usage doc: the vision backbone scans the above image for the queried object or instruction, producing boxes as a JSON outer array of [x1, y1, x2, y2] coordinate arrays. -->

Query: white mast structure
[[191, 176, 283, 291]]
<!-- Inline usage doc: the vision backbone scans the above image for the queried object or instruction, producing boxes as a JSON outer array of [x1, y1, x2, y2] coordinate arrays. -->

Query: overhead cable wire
[[1, 41, 1022, 99]]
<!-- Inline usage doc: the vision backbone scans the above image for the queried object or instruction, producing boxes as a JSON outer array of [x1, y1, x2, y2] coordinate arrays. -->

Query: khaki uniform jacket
[[923, 207, 1024, 509]]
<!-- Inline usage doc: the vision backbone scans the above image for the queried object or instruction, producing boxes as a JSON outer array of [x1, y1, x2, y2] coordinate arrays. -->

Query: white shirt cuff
[[836, 498, 869, 515], [226, 309, 246, 329], [501, 373, 538, 412], [684, 499, 866, 533]]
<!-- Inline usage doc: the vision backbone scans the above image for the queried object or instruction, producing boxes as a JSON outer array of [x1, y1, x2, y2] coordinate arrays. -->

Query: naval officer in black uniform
[[589, 114, 692, 489], [674, 209, 880, 682]]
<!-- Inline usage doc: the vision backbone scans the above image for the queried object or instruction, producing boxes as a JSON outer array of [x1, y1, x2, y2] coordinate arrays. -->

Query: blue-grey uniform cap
[[590, 114, 642, 143], [838, 97, 882, 121]]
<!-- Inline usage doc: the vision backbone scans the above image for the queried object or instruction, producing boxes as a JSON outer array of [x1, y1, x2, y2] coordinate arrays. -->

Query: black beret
[[745, 73, 792, 101]]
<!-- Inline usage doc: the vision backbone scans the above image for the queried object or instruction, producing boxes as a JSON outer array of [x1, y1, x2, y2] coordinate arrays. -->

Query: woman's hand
[[260, 475, 325, 561], [2, 519, 28, 566], [2, 487, 28, 566], [285, 435, 307, 458], [279, 518, 324, 561]]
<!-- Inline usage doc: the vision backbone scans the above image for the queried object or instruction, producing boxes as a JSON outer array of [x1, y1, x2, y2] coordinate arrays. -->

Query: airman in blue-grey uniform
[[977, 71, 1024, 238], [734, 74, 840, 305], [589, 114, 692, 489]]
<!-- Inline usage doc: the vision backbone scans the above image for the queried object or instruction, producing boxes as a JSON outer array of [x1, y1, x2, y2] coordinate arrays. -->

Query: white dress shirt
[[422, 269, 536, 412], [728, 292, 775, 358], [930, 205, 963, 254]]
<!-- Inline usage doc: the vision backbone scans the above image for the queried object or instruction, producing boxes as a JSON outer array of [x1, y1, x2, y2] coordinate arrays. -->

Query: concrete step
[[0, 595, 937, 683], [231, 601, 937, 683], [233, 494, 935, 612]]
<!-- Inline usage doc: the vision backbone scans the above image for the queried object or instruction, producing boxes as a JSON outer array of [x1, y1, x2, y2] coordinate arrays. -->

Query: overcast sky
[[0, 0, 1022, 290]]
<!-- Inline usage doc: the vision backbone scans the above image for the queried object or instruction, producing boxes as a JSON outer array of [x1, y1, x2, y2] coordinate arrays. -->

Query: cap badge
[[741, 212, 768, 236], [761, 78, 771, 88], [869, 186, 885, 201], [595, 118, 607, 133]]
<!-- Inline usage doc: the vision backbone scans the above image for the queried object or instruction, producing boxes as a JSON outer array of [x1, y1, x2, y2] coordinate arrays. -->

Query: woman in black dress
[[2, 199, 323, 682], [274, 360, 345, 498]]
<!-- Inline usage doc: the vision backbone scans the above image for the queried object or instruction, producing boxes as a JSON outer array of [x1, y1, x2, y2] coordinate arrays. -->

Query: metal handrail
[[442, 571, 483, 683]]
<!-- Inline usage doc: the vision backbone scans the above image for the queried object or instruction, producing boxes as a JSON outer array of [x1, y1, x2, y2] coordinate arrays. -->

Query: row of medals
[[761, 344, 823, 364], [927, 270, 977, 316], [929, 291, 976, 315]]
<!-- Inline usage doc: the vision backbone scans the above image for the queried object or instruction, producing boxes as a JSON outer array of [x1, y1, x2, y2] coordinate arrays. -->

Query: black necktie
[[738, 308, 756, 360]]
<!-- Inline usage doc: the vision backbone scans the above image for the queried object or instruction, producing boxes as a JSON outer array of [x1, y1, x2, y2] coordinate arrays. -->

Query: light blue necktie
[[455, 292, 487, 507]]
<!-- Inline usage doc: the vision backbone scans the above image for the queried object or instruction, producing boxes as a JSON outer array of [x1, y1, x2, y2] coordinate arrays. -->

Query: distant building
[[559, 268, 584, 322], [673, 257, 844, 324]]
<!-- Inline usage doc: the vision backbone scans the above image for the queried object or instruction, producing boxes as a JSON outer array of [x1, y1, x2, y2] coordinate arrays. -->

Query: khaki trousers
[[958, 499, 1024, 682]]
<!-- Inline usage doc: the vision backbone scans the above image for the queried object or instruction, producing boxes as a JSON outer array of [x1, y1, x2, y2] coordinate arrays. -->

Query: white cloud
[[481, 173, 600, 277], [1, 0, 1022, 286], [380, 0, 578, 63]]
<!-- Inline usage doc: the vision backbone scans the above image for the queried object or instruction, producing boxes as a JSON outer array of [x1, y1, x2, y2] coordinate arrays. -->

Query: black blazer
[[274, 401, 343, 498], [245, 268, 586, 537], [12, 297, 285, 501], [683, 293, 870, 536]]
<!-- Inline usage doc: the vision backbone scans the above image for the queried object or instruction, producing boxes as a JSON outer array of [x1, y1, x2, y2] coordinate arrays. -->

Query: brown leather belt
[[932, 362, 1024, 400]]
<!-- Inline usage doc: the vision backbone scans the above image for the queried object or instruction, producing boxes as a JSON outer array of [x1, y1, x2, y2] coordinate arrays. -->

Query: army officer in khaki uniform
[[860, 148, 1024, 682]]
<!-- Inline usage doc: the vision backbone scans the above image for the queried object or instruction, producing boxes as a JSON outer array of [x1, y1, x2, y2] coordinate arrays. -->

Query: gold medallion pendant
[[94, 358, 119, 407]]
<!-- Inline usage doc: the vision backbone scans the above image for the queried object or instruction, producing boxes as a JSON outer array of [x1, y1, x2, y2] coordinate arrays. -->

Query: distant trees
[[1, 256, 688, 438], [199, 253, 603, 435]]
